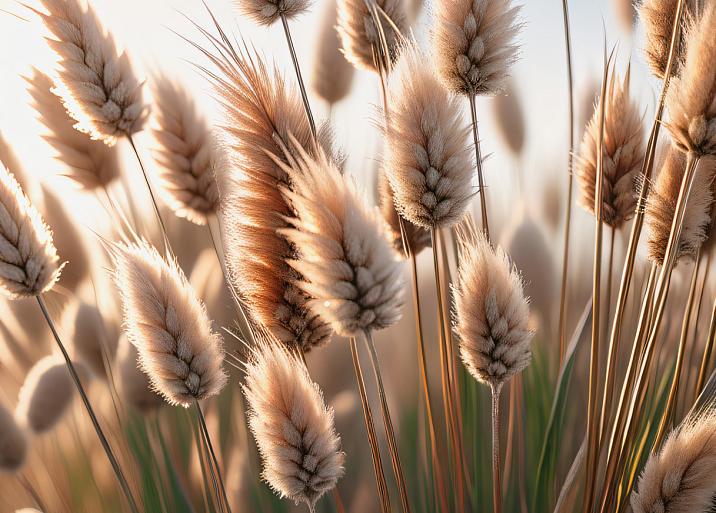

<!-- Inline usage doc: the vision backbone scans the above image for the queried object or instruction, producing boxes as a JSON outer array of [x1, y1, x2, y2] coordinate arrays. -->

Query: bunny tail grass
[[36, 295, 139, 513]]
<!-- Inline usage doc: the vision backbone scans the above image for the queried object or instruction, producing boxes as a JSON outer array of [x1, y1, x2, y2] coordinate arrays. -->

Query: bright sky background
[[0, 0, 660, 258]]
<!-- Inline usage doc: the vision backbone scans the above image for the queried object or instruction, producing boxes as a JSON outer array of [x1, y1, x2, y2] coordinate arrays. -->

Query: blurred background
[[0, 0, 702, 511]]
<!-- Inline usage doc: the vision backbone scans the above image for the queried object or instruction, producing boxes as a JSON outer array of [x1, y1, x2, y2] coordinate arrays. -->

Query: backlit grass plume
[[312, 0, 355, 106], [384, 43, 474, 229], [645, 148, 716, 264], [151, 75, 219, 225], [15, 355, 81, 434], [279, 138, 405, 337], [631, 411, 716, 513], [243, 337, 345, 511], [336, 0, 407, 72], [25, 68, 120, 190], [639, 0, 694, 79], [0, 403, 27, 472], [34, 0, 147, 144], [453, 217, 533, 388], [0, 165, 62, 299], [666, 3, 716, 157], [377, 171, 430, 256], [576, 66, 644, 228], [190, 25, 332, 351], [234, 0, 310, 26], [112, 240, 227, 407], [433, 0, 522, 96]]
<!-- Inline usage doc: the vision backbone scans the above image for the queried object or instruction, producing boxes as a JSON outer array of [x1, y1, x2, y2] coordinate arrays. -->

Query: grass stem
[[36, 295, 140, 513], [196, 401, 232, 513], [468, 94, 489, 241], [491, 384, 502, 513], [364, 330, 412, 513], [280, 14, 316, 138], [695, 298, 716, 397], [349, 337, 392, 513]]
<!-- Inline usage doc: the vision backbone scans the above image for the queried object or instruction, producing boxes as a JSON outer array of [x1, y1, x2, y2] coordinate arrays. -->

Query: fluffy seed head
[[666, 4, 716, 156], [452, 217, 533, 389], [280, 139, 405, 337], [234, 0, 310, 26], [312, 0, 355, 105], [116, 334, 164, 413], [433, 0, 522, 96], [384, 43, 474, 229], [639, 0, 695, 79], [336, 0, 407, 72], [377, 171, 431, 256], [195, 28, 332, 351], [576, 67, 645, 228], [631, 411, 716, 513], [645, 148, 716, 264], [112, 240, 227, 407], [0, 403, 26, 472], [243, 337, 345, 510], [68, 301, 116, 378], [35, 0, 147, 144], [26, 68, 120, 190], [0, 166, 62, 299], [15, 355, 80, 434], [151, 76, 219, 225]]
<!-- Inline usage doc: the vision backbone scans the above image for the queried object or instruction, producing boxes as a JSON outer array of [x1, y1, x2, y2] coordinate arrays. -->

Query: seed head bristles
[[277, 136, 405, 337], [0, 165, 62, 299], [666, 3, 716, 157], [233, 0, 310, 26], [112, 240, 227, 407], [151, 75, 220, 226], [243, 336, 345, 511], [384, 42, 474, 230], [631, 411, 716, 513], [336, 0, 407, 72], [185, 19, 333, 351], [645, 148, 716, 264], [377, 171, 431, 257], [25, 68, 120, 190], [575, 65, 645, 228], [0, 403, 27, 472], [15, 354, 84, 434], [433, 0, 522, 97], [639, 0, 695, 79], [116, 335, 164, 413], [312, 0, 355, 106], [32, 0, 148, 145], [452, 216, 533, 389]]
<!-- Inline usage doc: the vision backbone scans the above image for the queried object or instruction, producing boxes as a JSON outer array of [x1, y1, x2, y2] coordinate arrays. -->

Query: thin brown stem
[[196, 401, 232, 513], [18, 475, 47, 513], [557, 0, 575, 363], [654, 251, 701, 448], [468, 94, 489, 241], [36, 295, 140, 513], [431, 227, 465, 512], [583, 46, 609, 513], [349, 337, 392, 513], [280, 14, 316, 138], [409, 252, 449, 512], [126, 134, 171, 255], [364, 331, 412, 513], [695, 298, 716, 397], [491, 384, 503, 513]]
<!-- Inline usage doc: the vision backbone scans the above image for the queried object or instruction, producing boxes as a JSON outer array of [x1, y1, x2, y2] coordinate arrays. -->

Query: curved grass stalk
[[557, 0, 575, 363], [695, 298, 716, 396], [349, 337, 392, 513], [364, 331, 412, 513], [36, 295, 140, 513], [468, 94, 489, 240], [279, 13, 316, 138], [653, 250, 701, 448]]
